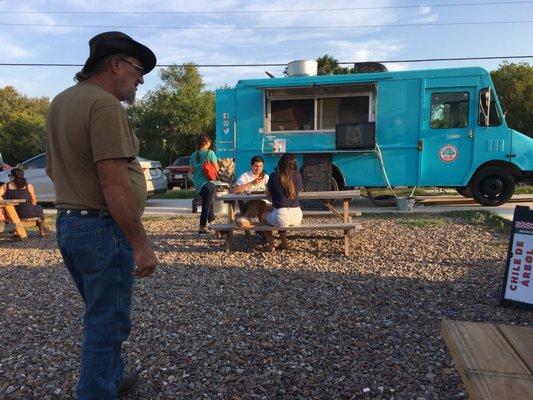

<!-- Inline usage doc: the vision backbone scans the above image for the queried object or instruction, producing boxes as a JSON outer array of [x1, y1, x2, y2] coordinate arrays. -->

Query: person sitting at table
[[260, 153, 303, 252], [0, 168, 48, 237], [234, 155, 270, 228]]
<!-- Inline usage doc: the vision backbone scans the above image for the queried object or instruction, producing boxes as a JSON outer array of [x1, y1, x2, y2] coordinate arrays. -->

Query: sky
[[0, 0, 531, 100]]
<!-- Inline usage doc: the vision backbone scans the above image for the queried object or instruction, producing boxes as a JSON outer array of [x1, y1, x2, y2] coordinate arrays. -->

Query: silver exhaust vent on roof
[[286, 60, 318, 77]]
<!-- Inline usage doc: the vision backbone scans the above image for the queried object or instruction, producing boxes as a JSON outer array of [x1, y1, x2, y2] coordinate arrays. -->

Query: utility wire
[[0, 56, 531, 68], [0, 2, 532, 14], [0, 20, 531, 30]]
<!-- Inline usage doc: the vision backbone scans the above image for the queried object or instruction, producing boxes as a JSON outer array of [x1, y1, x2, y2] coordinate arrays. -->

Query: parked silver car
[[0, 153, 166, 203], [137, 156, 168, 196]]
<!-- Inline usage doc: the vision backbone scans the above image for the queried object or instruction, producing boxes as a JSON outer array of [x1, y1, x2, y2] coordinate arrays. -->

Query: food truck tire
[[468, 167, 516, 206], [455, 187, 472, 198], [323, 177, 341, 206]]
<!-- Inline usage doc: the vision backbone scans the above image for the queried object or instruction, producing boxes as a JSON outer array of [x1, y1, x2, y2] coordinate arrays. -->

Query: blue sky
[[0, 0, 531, 100]]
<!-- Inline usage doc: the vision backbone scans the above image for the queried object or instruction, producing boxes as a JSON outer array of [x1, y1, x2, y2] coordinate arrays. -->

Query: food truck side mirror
[[479, 88, 491, 127]]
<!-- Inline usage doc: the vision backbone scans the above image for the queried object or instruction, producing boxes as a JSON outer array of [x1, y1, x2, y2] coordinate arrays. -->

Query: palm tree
[[317, 54, 340, 75]]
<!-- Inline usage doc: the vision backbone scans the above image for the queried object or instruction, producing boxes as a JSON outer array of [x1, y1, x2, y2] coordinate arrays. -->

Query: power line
[[0, 2, 532, 14], [0, 55, 531, 68], [0, 20, 531, 30]]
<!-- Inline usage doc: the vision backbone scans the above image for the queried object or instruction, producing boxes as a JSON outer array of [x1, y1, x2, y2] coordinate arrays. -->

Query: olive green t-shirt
[[45, 81, 147, 213]]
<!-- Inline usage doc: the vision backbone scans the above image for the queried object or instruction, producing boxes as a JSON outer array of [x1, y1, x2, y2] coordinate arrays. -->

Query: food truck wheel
[[455, 187, 472, 198], [469, 167, 515, 206], [324, 177, 340, 205]]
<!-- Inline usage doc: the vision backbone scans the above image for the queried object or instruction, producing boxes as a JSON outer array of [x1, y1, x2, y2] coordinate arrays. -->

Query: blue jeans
[[199, 181, 216, 228], [56, 211, 135, 400]]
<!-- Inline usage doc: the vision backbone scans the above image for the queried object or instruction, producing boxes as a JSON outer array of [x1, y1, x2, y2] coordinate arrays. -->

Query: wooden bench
[[2, 217, 40, 239], [0, 199, 39, 240], [210, 222, 361, 255], [441, 319, 533, 400]]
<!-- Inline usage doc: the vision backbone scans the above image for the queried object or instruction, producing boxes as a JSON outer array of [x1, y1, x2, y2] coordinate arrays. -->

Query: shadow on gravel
[[0, 216, 530, 400]]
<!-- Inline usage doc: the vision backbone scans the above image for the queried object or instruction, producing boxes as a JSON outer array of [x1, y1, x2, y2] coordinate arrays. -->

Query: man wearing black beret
[[45, 32, 158, 399]]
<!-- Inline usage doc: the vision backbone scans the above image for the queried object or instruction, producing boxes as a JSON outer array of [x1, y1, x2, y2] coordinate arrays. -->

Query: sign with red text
[[501, 206, 533, 310]]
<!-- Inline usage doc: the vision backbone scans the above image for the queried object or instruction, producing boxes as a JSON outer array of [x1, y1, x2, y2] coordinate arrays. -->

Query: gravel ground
[[0, 214, 531, 400]]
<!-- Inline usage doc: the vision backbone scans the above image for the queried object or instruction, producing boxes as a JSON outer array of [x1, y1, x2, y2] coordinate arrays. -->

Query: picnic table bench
[[441, 319, 533, 400], [211, 190, 362, 255], [1, 199, 39, 240]]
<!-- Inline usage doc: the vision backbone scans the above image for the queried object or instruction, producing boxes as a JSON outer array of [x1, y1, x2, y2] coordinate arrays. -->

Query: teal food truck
[[215, 63, 533, 206]]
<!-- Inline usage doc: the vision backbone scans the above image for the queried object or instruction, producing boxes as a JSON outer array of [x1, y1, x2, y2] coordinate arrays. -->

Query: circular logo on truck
[[439, 145, 458, 163]]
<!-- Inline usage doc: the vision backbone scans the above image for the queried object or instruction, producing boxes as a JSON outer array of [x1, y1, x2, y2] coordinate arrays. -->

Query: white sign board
[[501, 206, 533, 310]]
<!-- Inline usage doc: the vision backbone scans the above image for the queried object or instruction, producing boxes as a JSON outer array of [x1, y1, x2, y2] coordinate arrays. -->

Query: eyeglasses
[[119, 58, 145, 75]]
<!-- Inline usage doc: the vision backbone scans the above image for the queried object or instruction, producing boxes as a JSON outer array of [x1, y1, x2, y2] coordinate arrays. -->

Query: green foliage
[[491, 62, 533, 137], [317, 54, 383, 75], [515, 185, 533, 194], [127, 63, 215, 166], [151, 188, 197, 199], [0, 86, 49, 164], [442, 210, 511, 233], [400, 216, 444, 228], [316, 54, 352, 75]]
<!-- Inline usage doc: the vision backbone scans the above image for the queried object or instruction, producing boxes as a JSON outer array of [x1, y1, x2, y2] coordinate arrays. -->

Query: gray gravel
[[0, 214, 531, 399]]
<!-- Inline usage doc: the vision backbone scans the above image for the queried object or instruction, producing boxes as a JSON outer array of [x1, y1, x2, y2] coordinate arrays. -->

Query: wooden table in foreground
[[216, 189, 361, 224], [441, 319, 533, 400], [1, 199, 32, 239]]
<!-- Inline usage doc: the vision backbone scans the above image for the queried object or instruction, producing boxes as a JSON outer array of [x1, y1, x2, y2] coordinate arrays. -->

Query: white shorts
[[266, 207, 303, 227]]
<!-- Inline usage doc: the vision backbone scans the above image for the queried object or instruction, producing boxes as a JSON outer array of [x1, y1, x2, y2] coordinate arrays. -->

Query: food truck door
[[418, 87, 475, 186]]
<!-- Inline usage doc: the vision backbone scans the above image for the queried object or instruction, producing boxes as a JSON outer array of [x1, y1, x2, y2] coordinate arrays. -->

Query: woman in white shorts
[[261, 153, 303, 251]]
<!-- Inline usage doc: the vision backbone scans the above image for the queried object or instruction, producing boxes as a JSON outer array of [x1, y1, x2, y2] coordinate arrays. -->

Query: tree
[[127, 63, 215, 165], [0, 86, 49, 164], [490, 62, 533, 137], [316, 54, 351, 75]]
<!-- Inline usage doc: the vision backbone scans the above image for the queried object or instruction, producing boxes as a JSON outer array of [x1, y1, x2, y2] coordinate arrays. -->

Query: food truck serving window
[[319, 96, 369, 129], [266, 84, 375, 133], [430, 92, 469, 129], [270, 99, 315, 131]]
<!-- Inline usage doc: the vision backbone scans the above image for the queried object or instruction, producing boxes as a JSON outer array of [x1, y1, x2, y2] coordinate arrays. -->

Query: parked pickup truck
[[164, 156, 194, 189]]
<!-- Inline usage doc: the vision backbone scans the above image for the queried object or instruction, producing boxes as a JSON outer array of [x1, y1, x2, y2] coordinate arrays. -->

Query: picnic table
[[441, 319, 533, 400], [217, 189, 360, 224], [211, 190, 362, 255], [0, 199, 39, 240]]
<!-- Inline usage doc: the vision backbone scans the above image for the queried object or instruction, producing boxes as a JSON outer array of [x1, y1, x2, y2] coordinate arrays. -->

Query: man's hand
[[96, 158, 159, 278], [133, 244, 158, 278]]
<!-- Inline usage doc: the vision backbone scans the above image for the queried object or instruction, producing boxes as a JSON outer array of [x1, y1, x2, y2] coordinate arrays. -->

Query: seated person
[[260, 153, 303, 251], [234, 156, 269, 227], [0, 168, 48, 237]]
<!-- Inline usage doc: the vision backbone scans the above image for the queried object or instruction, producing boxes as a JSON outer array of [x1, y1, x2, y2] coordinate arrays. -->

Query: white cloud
[[383, 63, 408, 72], [322, 39, 405, 63], [0, 2, 79, 34], [415, 6, 439, 23], [0, 35, 31, 59], [0, 71, 47, 96]]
